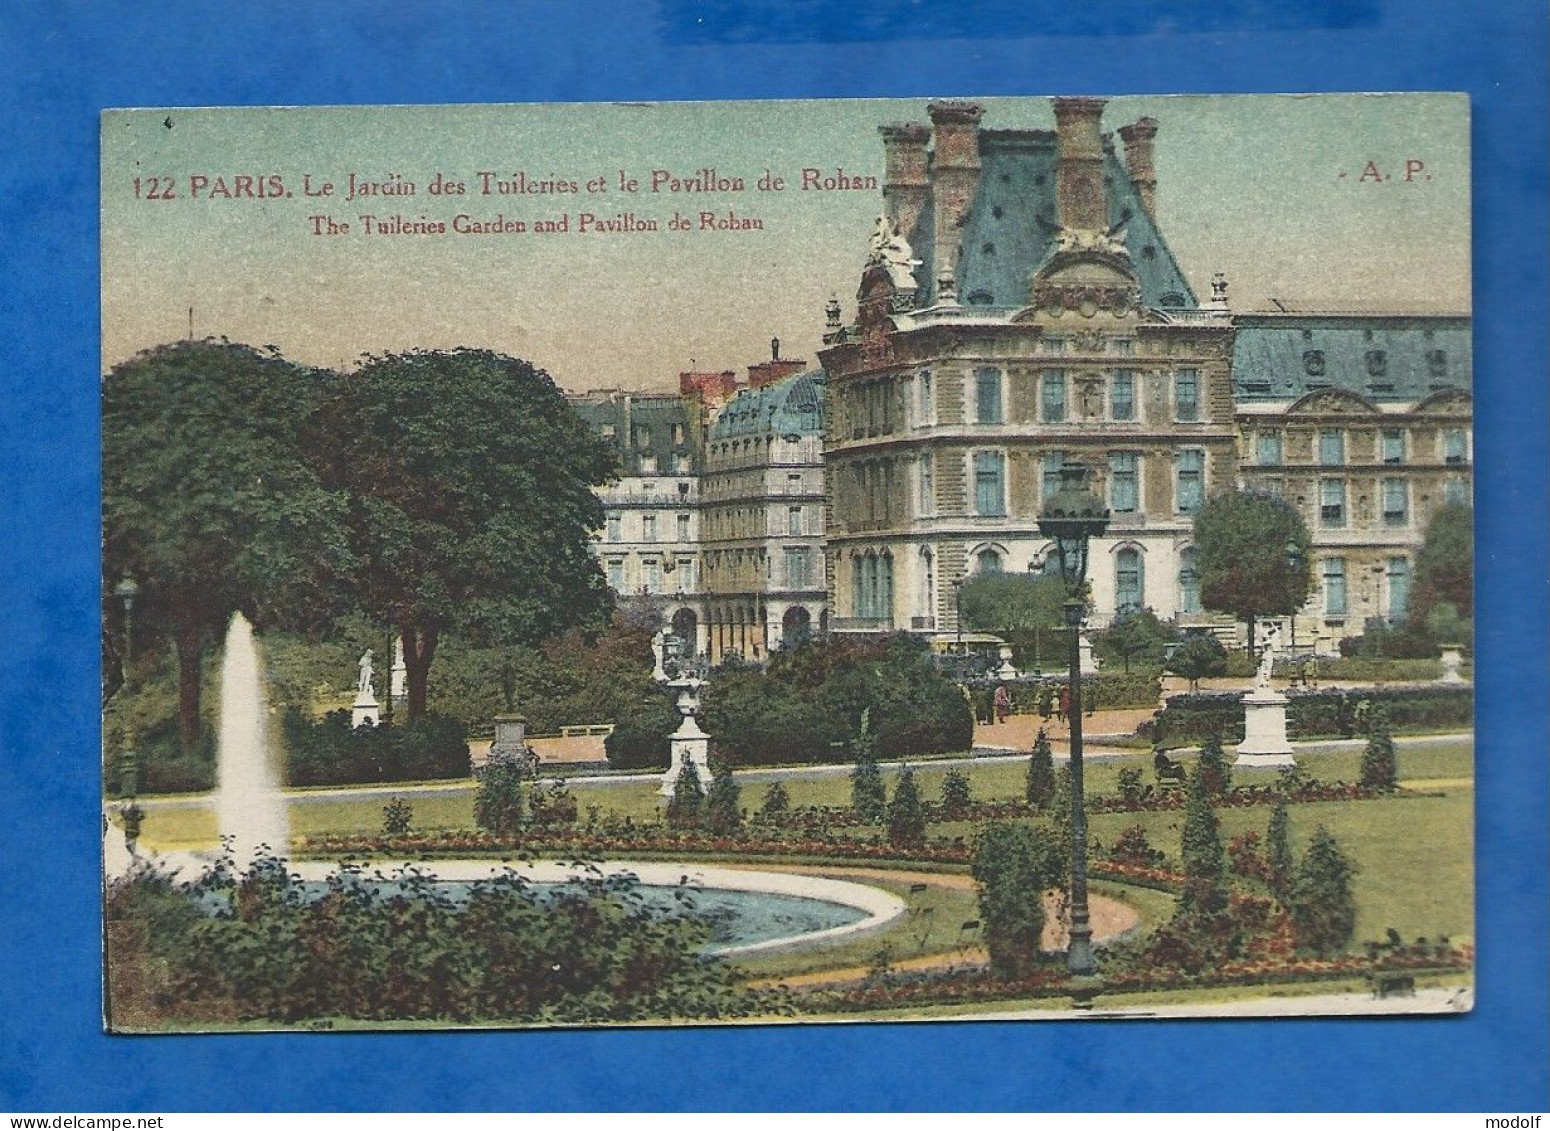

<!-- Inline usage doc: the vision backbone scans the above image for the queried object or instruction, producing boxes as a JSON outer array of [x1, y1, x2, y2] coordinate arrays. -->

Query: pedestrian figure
[[1057, 683, 1071, 724], [981, 686, 996, 725], [994, 684, 1011, 725], [1038, 685, 1054, 723]]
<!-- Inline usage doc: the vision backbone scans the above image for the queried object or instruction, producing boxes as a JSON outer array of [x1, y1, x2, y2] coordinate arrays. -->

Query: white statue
[[650, 630, 668, 682], [868, 215, 922, 290], [357, 649, 374, 697], [1255, 624, 1281, 689]]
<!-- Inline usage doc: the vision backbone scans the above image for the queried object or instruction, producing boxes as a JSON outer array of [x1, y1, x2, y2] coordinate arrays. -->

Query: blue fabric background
[[0, 0, 1544, 1113]]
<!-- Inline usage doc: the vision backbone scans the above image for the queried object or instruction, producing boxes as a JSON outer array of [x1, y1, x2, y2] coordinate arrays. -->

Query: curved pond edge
[[133, 851, 909, 959]]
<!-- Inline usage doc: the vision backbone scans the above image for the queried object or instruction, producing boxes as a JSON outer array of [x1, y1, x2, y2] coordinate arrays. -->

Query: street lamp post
[[1285, 539, 1304, 656], [1037, 463, 1110, 1000], [112, 577, 142, 842]]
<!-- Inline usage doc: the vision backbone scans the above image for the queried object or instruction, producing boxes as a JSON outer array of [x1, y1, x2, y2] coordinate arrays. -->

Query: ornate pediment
[[1414, 387, 1473, 414], [1287, 388, 1381, 416]]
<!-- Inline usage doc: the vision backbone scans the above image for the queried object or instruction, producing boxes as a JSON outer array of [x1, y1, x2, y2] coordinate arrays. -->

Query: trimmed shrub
[[850, 716, 888, 824], [473, 757, 525, 835], [1267, 798, 1293, 902], [1360, 704, 1398, 791], [1025, 728, 1056, 808], [706, 769, 742, 836], [1197, 732, 1230, 798], [758, 780, 790, 818], [971, 823, 1063, 979], [1179, 767, 1226, 915], [886, 766, 928, 849], [528, 780, 579, 827], [666, 762, 705, 830], [940, 769, 973, 818], [1289, 826, 1358, 956], [382, 798, 413, 837]]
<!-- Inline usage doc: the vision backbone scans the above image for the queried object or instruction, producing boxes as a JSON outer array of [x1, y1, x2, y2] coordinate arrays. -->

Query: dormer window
[[1427, 349, 1448, 378], [1366, 350, 1388, 377]]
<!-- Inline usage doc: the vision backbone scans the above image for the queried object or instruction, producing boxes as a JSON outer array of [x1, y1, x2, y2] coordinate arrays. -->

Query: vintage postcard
[[101, 94, 1473, 1031]]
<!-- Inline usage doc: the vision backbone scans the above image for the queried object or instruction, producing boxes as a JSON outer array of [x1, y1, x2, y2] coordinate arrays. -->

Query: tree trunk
[[400, 622, 438, 721], [175, 620, 204, 752], [1246, 618, 1257, 658]]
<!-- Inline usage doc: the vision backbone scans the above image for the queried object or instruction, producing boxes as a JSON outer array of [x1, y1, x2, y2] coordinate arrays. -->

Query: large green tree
[[102, 340, 351, 749], [310, 350, 615, 719], [958, 573, 1069, 633], [1193, 491, 1313, 654], [1410, 502, 1473, 635]]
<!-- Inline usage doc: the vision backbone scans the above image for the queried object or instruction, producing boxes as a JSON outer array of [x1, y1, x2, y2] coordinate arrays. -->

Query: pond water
[[202, 876, 869, 955]]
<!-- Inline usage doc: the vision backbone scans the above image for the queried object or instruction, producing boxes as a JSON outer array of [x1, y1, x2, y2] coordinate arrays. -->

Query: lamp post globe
[[1036, 463, 1110, 991]]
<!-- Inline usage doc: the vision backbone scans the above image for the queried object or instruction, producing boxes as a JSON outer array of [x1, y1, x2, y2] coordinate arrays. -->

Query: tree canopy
[[958, 573, 1069, 634], [102, 340, 351, 748], [309, 349, 616, 718], [1193, 491, 1313, 653], [1411, 502, 1473, 629]]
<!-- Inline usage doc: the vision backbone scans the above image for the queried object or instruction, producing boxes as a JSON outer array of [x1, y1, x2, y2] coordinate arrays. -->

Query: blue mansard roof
[[709, 369, 827, 441], [1230, 312, 1472, 403], [908, 129, 1197, 312]]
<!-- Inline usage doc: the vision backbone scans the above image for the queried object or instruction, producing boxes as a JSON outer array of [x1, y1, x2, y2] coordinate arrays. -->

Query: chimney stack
[[1053, 97, 1109, 233], [1117, 117, 1159, 217], [926, 101, 983, 303], [878, 122, 931, 242]]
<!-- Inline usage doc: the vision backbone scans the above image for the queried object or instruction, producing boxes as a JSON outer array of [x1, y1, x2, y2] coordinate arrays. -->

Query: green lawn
[[129, 740, 1473, 953]]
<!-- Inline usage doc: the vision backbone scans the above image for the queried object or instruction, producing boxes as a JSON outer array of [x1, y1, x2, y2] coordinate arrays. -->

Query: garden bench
[[1153, 752, 1186, 790]]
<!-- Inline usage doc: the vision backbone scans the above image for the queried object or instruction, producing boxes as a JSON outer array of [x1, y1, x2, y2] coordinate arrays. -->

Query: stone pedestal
[[490, 713, 528, 758], [1234, 687, 1295, 769], [1439, 647, 1467, 685], [996, 644, 1019, 682], [1078, 632, 1099, 675], [660, 683, 712, 798], [391, 637, 407, 700], [351, 692, 380, 728]]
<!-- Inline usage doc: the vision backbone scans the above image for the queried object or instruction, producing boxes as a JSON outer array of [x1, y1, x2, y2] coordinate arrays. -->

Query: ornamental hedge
[[283, 707, 471, 786], [1140, 685, 1472, 749]]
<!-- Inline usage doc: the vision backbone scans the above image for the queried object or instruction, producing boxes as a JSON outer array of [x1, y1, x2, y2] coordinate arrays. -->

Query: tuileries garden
[[102, 341, 1474, 1029]]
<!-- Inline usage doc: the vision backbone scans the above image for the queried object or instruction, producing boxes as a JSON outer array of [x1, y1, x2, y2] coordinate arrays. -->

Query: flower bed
[[810, 941, 1473, 1013]]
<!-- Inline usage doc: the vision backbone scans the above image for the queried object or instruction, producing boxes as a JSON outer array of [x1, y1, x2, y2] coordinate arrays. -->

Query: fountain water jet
[[216, 612, 288, 864]]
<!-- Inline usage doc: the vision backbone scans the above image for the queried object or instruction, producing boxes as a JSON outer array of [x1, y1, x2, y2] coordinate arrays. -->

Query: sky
[[101, 93, 1469, 392]]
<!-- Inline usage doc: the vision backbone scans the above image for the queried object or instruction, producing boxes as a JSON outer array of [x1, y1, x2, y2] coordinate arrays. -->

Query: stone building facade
[[819, 97, 1237, 640], [1232, 311, 1472, 651], [699, 357, 829, 664], [569, 390, 708, 654]]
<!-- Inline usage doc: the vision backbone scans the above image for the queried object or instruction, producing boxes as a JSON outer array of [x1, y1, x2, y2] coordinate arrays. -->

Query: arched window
[[1179, 548, 1201, 614], [1115, 547, 1144, 617], [976, 547, 1003, 575]]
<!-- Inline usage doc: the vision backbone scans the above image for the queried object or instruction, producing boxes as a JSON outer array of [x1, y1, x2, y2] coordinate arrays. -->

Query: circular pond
[[276, 859, 908, 957]]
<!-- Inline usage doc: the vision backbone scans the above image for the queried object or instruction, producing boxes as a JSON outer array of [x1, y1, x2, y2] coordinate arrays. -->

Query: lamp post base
[[1065, 973, 1104, 1011]]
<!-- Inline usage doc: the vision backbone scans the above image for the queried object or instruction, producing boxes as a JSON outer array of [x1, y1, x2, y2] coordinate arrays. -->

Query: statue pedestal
[[351, 692, 380, 728], [1078, 632, 1099, 675], [996, 645, 1019, 682], [1439, 647, 1467, 685], [1234, 687, 1296, 769], [660, 715, 712, 798]]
